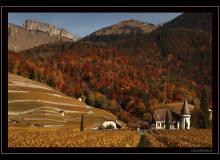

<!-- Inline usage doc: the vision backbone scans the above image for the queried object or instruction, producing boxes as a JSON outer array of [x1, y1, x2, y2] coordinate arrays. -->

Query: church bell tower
[[181, 99, 191, 129]]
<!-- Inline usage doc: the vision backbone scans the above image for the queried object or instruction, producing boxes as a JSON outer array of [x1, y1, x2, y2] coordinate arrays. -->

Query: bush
[[105, 124, 115, 130]]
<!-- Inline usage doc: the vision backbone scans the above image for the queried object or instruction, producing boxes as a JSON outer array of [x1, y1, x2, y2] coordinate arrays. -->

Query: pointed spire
[[181, 99, 190, 115]]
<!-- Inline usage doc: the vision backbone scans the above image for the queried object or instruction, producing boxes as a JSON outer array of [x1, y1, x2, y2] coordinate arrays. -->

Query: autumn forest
[[8, 13, 212, 127]]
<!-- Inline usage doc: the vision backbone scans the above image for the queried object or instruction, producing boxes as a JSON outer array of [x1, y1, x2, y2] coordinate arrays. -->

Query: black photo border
[[1, 5, 219, 155]]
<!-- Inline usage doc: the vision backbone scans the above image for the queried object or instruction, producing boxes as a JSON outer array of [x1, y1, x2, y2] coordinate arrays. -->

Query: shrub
[[106, 124, 115, 130]]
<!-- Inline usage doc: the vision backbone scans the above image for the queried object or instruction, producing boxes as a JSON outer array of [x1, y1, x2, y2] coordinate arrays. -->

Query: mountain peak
[[91, 19, 157, 36], [119, 19, 155, 26]]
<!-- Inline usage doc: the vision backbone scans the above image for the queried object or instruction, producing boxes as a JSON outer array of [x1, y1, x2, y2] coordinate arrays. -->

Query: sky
[[8, 13, 182, 37]]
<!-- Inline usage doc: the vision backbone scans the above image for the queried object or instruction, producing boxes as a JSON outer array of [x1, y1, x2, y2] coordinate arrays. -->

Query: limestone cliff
[[8, 20, 80, 52], [23, 19, 80, 41]]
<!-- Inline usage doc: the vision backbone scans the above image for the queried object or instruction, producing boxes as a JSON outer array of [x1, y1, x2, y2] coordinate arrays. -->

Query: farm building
[[152, 99, 191, 130], [91, 119, 124, 130], [102, 121, 118, 129]]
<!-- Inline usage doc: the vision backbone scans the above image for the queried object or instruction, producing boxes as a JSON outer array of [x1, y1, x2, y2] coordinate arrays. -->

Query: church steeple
[[180, 99, 191, 129], [181, 99, 190, 115]]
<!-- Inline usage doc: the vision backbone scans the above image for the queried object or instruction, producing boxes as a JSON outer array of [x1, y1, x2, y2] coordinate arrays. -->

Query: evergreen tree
[[80, 114, 84, 131], [165, 110, 170, 129], [199, 89, 209, 128]]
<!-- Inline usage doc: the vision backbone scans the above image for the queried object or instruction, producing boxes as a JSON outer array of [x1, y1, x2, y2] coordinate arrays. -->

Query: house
[[152, 99, 191, 130], [102, 121, 118, 129], [91, 119, 124, 130]]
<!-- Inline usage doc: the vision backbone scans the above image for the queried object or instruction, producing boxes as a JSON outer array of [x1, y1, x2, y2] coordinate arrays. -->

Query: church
[[152, 99, 191, 130]]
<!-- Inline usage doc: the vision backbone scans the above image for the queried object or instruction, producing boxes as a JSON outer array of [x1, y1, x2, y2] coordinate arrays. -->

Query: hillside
[[159, 13, 212, 32], [91, 19, 157, 36], [8, 13, 212, 126], [8, 73, 121, 129], [8, 21, 80, 52]]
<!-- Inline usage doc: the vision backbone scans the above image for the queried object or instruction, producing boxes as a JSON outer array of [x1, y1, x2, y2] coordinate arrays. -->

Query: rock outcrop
[[8, 23, 74, 52], [23, 19, 80, 41], [8, 20, 80, 52]]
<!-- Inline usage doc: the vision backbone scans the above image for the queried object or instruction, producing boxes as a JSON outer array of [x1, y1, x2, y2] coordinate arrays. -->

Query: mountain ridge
[[90, 19, 157, 36]]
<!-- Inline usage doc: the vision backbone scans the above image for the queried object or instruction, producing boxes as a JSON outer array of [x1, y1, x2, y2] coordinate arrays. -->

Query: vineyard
[[8, 126, 140, 147], [8, 126, 212, 148], [144, 129, 212, 147]]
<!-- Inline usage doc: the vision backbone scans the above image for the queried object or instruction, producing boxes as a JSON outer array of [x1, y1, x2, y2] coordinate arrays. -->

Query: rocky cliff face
[[8, 23, 76, 52], [23, 20, 80, 41]]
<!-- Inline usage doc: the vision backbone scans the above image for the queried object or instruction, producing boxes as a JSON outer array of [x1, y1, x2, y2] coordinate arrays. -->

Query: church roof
[[153, 108, 180, 121], [181, 99, 190, 115]]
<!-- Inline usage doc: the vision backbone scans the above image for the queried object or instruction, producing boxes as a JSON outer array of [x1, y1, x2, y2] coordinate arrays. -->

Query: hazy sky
[[8, 13, 182, 37]]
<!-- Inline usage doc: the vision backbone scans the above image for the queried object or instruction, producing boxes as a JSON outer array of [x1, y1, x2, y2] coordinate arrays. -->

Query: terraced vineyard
[[144, 129, 212, 147], [8, 73, 122, 129], [8, 127, 140, 147]]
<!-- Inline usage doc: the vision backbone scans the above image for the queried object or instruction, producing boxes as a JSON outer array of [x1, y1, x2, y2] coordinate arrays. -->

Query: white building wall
[[185, 117, 190, 129], [156, 120, 188, 130], [155, 121, 166, 129], [181, 115, 190, 129], [155, 121, 160, 129], [177, 122, 180, 129]]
